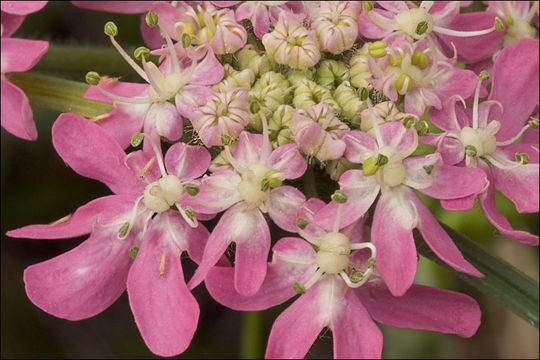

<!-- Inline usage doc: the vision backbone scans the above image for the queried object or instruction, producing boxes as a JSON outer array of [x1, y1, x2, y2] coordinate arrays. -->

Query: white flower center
[[395, 8, 434, 39], [147, 71, 188, 103], [237, 163, 270, 206], [459, 122, 499, 157], [316, 232, 351, 274], [143, 174, 184, 213], [378, 146, 407, 187], [504, 19, 537, 47]]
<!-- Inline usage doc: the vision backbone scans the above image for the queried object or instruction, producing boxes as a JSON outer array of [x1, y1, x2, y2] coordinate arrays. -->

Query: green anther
[[412, 51, 429, 70], [297, 218, 308, 230], [145, 11, 159, 27], [129, 246, 139, 260], [181, 33, 192, 48], [515, 152, 529, 164], [249, 100, 261, 114], [361, 1, 373, 11], [402, 116, 416, 128], [85, 71, 101, 85], [394, 73, 413, 93], [186, 185, 200, 196], [368, 41, 387, 58], [221, 134, 232, 145], [331, 190, 348, 204], [494, 17, 505, 31], [350, 272, 364, 283], [134, 46, 150, 60], [367, 258, 376, 268], [130, 132, 145, 147], [184, 206, 197, 218], [118, 222, 130, 237], [528, 117, 539, 129], [260, 178, 270, 192], [505, 14, 514, 27], [104, 21, 118, 37], [414, 120, 429, 135], [416, 21, 428, 35], [423, 165, 434, 175], [388, 53, 403, 67], [265, 169, 282, 188], [363, 157, 379, 176], [478, 70, 490, 80], [293, 281, 306, 294], [376, 154, 388, 166], [465, 145, 477, 157], [358, 87, 369, 101]]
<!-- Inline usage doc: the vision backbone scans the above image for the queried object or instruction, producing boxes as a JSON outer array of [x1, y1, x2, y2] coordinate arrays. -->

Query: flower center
[[143, 174, 184, 213], [459, 122, 499, 158], [504, 19, 537, 47], [394, 8, 434, 39], [237, 163, 270, 206], [378, 146, 406, 187], [316, 232, 351, 274], [147, 71, 188, 103]]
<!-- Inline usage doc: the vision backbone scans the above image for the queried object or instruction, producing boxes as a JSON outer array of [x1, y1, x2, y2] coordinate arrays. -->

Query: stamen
[[485, 153, 525, 170], [333, 202, 344, 233], [159, 252, 167, 276], [95, 85, 152, 104], [433, 22, 499, 37], [142, 133, 168, 177], [157, 22, 181, 73], [107, 30, 149, 82], [495, 124, 530, 146], [366, 10, 395, 31], [175, 203, 199, 227], [49, 214, 72, 226], [298, 227, 320, 246], [140, 157, 156, 179], [141, 58, 170, 100], [303, 268, 324, 291], [366, 97, 385, 147], [118, 195, 145, 240], [224, 145, 245, 174], [471, 73, 486, 129], [90, 112, 111, 123]]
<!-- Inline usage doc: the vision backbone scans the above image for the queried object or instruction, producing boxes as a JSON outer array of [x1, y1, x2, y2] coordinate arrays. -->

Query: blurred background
[[1, 2, 539, 358]]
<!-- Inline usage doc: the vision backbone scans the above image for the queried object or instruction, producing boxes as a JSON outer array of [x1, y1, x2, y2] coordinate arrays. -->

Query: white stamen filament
[[485, 153, 525, 170], [95, 86, 151, 104], [224, 145, 245, 174], [109, 35, 149, 82], [158, 23, 180, 73], [366, 10, 395, 31], [260, 111, 270, 164], [141, 211, 154, 237], [350, 242, 377, 258], [433, 24, 497, 37], [495, 124, 530, 146], [340, 270, 372, 288], [141, 58, 170, 100], [118, 195, 145, 239], [303, 268, 324, 291], [333, 202, 344, 233], [297, 227, 319, 245], [143, 133, 168, 177], [366, 97, 385, 148], [472, 77, 483, 129], [175, 203, 198, 227]]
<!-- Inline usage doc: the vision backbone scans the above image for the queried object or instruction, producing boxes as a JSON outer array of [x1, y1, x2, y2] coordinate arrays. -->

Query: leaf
[[7, 72, 113, 118], [415, 224, 539, 329]]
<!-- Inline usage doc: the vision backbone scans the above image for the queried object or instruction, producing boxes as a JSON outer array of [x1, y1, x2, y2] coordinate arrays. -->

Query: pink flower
[[1, 1, 48, 140], [426, 39, 539, 245], [204, 200, 481, 359], [6, 113, 213, 357], [312, 1, 361, 54], [315, 121, 485, 295], [185, 129, 307, 296], [487, 1, 538, 48]]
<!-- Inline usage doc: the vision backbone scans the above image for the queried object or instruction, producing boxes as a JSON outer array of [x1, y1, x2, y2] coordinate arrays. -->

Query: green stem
[[303, 165, 319, 199], [240, 311, 263, 359], [8, 72, 113, 118]]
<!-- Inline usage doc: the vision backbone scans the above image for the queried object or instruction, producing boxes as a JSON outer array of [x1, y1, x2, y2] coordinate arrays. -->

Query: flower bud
[[315, 60, 349, 90], [237, 44, 277, 76], [269, 104, 295, 147], [213, 64, 255, 92], [313, 2, 360, 54], [294, 80, 340, 115], [287, 69, 315, 86], [249, 71, 291, 131], [334, 82, 367, 124], [349, 44, 372, 88]]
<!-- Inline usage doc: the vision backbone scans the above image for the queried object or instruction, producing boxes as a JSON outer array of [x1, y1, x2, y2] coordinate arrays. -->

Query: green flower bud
[[465, 145, 477, 157], [402, 115, 416, 128], [528, 117, 539, 129], [134, 46, 150, 60], [494, 17, 505, 31], [414, 120, 429, 135], [315, 60, 349, 90], [515, 152, 529, 164], [237, 44, 277, 76], [129, 246, 139, 260], [294, 80, 340, 114], [293, 281, 306, 294], [368, 41, 387, 58], [287, 69, 315, 86], [388, 53, 403, 67], [130, 132, 145, 147], [145, 11, 159, 27], [331, 190, 348, 204], [186, 184, 200, 196], [363, 157, 379, 176], [213, 65, 255, 92], [394, 73, 413, 94], [269, 104, 295, 147], [296, 218, 308, 230], [334, 83, 366, 124], [85, 71, 101, 85], [249, 72, 291, 131], [416, 21, 428, 35], [350, 272, 364, 283], [411, 51, 429, 70], [104, 21, 118, 37], [349, 44, 372, 88]]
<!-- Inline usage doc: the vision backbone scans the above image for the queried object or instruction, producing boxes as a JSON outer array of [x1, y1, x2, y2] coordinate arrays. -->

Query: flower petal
[[266, 143, 307, 180], [70, 1, 153, 13], [267, 186, 306, 232], [1, 38, 48, 73], [189, 48, 224, 86], [165, 142, 211, 181], [343, 130, 378, 163], [420, 163, 487, 200], [234, 131, 267, 168], [380, 121, 418, 158], [1, 78, 37, 140], [183, 169, 241, 214], [1, 1, 47, 15]]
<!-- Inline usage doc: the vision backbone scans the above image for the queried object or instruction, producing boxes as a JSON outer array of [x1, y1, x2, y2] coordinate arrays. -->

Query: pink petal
[[189, 48, 224, 86], [435, 66, 478, 102], [70, 1, 153, 13], [6, 195, 131, 239], [206, 237, 317, 310], [23, 223, 136, 321], [343, 130, 378, 163], [234, 131, 267, 168], [1, 12, 25, 37], [94, 107, 146, 149], [0, 78, 37, 140], [182, 169, 241, 214], [144, 102, 183, 141], [331, 286, 383, 359], [1, 1, 47, 15], [380, 122, 418, 158], [265, 280, 330, 359], [429, 95, 471, 132], [357, 8, 395, 39], [403, 154, 442, 190], [140, 15, 164, 49], [358, 283, 481, 338], [267, 186, 306, 232], [371, 187, 417, 296], [176, 84, 215, 119], [479, 168, 539, 245], [420, 164, 487, 200], [1, 38, 48, 73], [52, 113, 144, 195], [165, 142, 210, 181], [233, 207, 271, 296], [236, 2, 270, 38], [314, 170, 380, 231], [411, 192, 483, 277], [423, 134, 465, 165], [84, 80, 148, 103], [489, 39, 539, 142], [429, 1, 460, 26], [266, 143, 307, 179], [440, 194, 477, 211], [127, 214, 199, 357]]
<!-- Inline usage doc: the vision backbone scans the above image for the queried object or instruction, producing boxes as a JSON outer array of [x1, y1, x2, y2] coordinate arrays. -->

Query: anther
[[129, 246, 139, 260], [331, 190, 348, 204], [465, 145, 478, 157], [494, 17, 505, 31], [159, 252, 166, 276], [265, 169, 283, 188], [118, 222, 130, 237], [181, 33, 192, 48], [416, 21, 429, 35], [478, 70, 490, 80], [186, 185, 200, 196], [528, 117, 539, 129], [297, 218, 308, 230], [184, 206, 197, 218], [350, 272, 364, 283], [414, 120, 429, 135], [394, 73, 413, 94], [515, 152, 530, 164], [505, 14, 514, 27], [49, 214, 72, 226], [146, 11, 159, 27], [412, 51, 429, 69], [368, 41, 387, 58], [85, 71, 101, 85], [130, 132, 145, 147], [389, 54, 403, 67], [134, 46, 150, 61], [376, 153, 388, 166], [363, 157, 379, 176], [402, 115, 416, 128], [423, 165, 434, 175], [293, 281, 306, 294], [104, 21, 118, 37], [361, 1, 373, 11]]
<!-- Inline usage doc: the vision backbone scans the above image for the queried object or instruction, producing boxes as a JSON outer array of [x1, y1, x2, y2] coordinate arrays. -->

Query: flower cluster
[[4, 1, 539, 358]]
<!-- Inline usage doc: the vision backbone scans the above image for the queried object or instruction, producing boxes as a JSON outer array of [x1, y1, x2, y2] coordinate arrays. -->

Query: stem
[[8, 72, 113, 118], [303, 165, 318, 199], [239, 311, 263, 359]]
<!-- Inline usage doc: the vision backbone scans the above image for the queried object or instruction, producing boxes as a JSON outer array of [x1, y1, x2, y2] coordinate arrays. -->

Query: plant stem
[[240, 311, 263, 359]]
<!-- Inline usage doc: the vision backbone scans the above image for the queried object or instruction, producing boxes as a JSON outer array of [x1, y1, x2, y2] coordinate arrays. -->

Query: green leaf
[[7, 72, 113, 118], [415, 224, 539, 328]]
